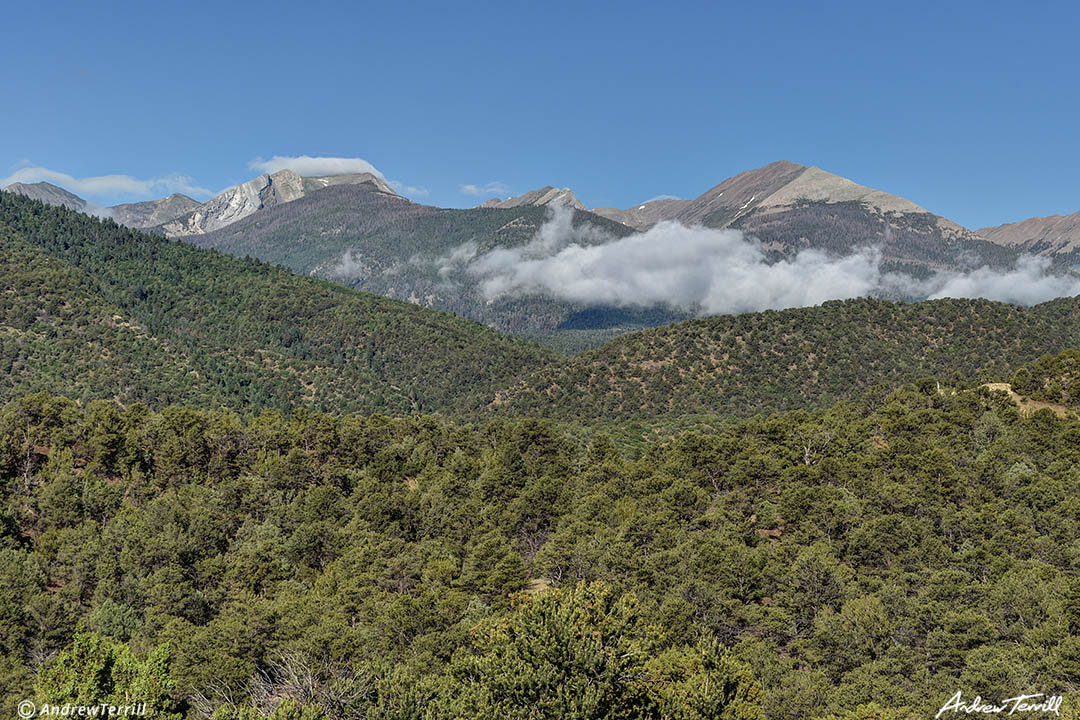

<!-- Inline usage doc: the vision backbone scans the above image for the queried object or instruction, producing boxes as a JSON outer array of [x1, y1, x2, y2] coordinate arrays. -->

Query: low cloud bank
[[249, 155, 384, 178], [916, 258, 1080, 305], [445, 205, 1080, 314]]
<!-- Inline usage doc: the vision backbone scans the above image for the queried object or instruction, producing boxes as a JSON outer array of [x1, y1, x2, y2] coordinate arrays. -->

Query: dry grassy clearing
[[983, 382, 1072, 418]]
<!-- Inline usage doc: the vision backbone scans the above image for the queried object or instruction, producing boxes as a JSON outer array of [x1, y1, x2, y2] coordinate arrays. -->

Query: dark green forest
[[0, 193, 554, 415], [1011, 349, 1080, 407]]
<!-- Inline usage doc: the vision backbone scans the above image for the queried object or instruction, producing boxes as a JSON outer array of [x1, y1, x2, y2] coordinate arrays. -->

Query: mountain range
[[7, 153, 1080, 720], [5, 160, 1079, 352], [7, 175, 1080, 720], [592, 160, 1012, 272]]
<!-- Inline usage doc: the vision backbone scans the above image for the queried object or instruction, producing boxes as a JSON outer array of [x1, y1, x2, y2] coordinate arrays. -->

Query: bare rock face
[[2, 182, 87, 212], [161, 170, 397, 237], [109, 194, 202, 228], [670, 160, 809, 228], [4, 173, 396, 236], [479, 186, 586, 210], [161, 170, 306, 236], [2, 181, 197, 227]]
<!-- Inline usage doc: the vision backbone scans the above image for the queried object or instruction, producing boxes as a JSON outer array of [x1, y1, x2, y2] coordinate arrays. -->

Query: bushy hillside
[[0, 193, 555, 414], [1010, 348, 1080, 407], [482, 296, 1080, 421], [3, 382, 1077, 718]]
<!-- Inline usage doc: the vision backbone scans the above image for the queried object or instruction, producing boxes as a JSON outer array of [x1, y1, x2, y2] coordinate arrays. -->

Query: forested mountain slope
[[482, 296, 1080, 421], [3, 381, 1077, 718], [188, 183, 672, 351], [0, 193, 555, 414]]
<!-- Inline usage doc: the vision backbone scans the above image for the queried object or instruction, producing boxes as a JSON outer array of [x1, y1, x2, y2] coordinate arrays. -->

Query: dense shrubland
[[1012, 349, 1080, 407], [488, 295, 1080, 421], [2, 379, 1079, 718]]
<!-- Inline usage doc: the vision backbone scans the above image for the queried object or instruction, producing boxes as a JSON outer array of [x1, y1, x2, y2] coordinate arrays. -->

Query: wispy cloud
[[444, 204, 1080, 315], [461, 181, 510, 197], [387, 180, 430, 197], [249, 155, 384, 178], [0, 166, 212, 200]]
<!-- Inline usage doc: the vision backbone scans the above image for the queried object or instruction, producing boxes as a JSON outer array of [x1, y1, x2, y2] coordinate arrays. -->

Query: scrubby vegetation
[[487, 295, 1080, 421], [1011, 349, 1080, 407], [5, 194, 1080, 719], [3, 380, 1079, 718]]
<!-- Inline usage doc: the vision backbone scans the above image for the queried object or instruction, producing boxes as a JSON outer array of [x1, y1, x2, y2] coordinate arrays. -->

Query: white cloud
[[436, 241, 479, 278], [387, 179, 430, 197], [916, 256, 1080, 306], [326, 249, 367, 280], [446, 204, 1080, 315], [0, 166, 212, 200], [248, 155, 385, 178], [461, 181, 511, 197]]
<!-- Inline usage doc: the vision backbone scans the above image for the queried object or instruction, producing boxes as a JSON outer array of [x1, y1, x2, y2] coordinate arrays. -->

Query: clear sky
[[1, 0, 1077, 229]]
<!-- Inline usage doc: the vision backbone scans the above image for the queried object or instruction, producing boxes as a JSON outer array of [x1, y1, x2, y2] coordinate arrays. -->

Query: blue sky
[[1, 0, 1077, 229]]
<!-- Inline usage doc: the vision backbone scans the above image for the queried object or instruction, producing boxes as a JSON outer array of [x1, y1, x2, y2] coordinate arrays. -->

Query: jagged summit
[[3, 170, 400, 237], [159, 170, 305, 236], [110, 193, 201, 228], [160, 170, 398, 237], [479, 186, 585, 210]]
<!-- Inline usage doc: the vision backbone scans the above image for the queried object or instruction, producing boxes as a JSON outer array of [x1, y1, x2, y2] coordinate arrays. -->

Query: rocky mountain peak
[[108, 193, 202, 229], [159, 169, 401, 238], [2, 181, 88, 212], [478, 186, 586, 210], [160, 170, 306, 237], [301, 172, 397, 196]]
